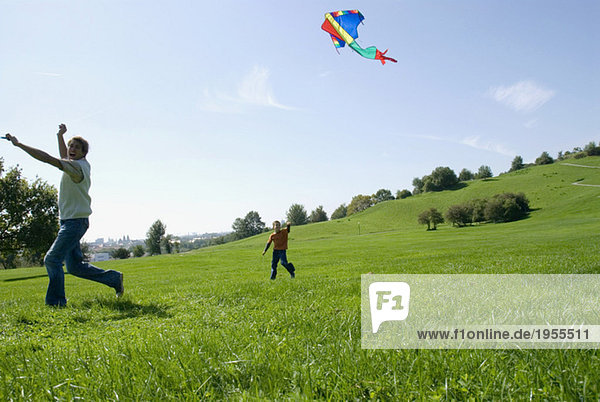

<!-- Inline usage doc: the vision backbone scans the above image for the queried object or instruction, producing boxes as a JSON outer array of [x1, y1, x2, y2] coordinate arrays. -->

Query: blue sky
[[1, 0, 598, 241]]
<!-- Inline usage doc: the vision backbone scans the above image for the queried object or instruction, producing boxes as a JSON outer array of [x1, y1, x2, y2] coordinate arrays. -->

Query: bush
[[132, 245, 145, 258], [111, 248, 130, 259]]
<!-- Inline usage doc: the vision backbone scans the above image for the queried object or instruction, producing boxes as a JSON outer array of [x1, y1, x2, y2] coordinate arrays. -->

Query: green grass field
[[1, 157, 599, 400]]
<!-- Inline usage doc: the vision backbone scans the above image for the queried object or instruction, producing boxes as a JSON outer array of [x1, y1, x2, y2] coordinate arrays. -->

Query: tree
[[309, 205, 328, 223], [246, 211, 266, 235], [445, 204, 473, 227], [484, 192, 529, 223], [417, 208, 444, 230], [0, 159, 59, 268], [162, 234, 174, 254], [396, 189, 412, 199], [468, 198, 488, 223], [584, 141, 600, 156], [80, 241, 92, 262], [421, 167, 458, 192], [232, 211, 265, 239], [510, 156, 524, 172], [535, 151, 554, 165], [131, 244, 145, 258], [331, 204, 347, 220], [347, 195, 373, 215], [111, 247, 130, 259], [146, 220, 166, 255], [475, 165, 493, 179], [286, 204, 308, 225], [458, 168, 474, 182], [373, 189, 394, 203], [412, 177, 424, 194]]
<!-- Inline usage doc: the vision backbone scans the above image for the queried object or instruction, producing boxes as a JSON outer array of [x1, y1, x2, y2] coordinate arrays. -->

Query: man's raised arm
[[6, 134, 62, 170]]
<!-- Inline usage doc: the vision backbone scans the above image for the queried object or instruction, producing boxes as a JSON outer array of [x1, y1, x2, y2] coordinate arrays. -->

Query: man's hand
[[5, 134, 19, 146], [57, 124, 67, 136], [261, 251, 266, 256]]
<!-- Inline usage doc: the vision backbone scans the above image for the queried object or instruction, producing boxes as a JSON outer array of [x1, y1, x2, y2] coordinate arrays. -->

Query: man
[[6, 124, 123, 306]]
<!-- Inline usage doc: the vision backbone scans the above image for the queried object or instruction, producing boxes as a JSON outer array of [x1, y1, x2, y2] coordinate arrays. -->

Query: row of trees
[[506, 142, 600, 174], [413, 165, 493, 195], [226, 204, 331, 243], [418, 192, 530, 230]]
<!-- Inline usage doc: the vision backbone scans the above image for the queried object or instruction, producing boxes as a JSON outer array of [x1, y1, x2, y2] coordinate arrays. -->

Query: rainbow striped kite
[[321, 10, 397, 65]]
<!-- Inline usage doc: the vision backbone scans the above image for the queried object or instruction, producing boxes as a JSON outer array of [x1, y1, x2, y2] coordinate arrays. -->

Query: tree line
[[2, 141, 598, 267], [420, 192, 531, 230]]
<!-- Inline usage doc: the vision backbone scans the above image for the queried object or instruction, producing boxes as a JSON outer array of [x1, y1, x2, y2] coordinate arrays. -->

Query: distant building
[[91, 253, 110, 262]]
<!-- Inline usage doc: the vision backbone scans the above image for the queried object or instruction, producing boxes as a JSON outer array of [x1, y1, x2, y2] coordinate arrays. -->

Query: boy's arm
[[262, 233, 273, 255], [286, 222, 291, 233], [57, 124, 68, 159], [262, 240, 272, 255], [6, 134, 62, 170]]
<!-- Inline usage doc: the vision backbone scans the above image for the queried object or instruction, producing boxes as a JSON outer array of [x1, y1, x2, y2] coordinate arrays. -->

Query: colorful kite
[[321, 10, 397, 65]]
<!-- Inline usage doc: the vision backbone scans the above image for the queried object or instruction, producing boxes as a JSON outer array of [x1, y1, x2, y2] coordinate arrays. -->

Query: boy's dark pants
[[271, 249, 295, 279]]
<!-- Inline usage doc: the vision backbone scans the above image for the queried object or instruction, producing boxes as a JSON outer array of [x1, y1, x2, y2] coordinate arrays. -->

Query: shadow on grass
[[3, 274, 47, 283], [79, 298, 173, 320]]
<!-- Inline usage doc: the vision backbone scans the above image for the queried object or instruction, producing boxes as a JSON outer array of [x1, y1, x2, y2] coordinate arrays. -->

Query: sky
[[1, 0, 598, 241]]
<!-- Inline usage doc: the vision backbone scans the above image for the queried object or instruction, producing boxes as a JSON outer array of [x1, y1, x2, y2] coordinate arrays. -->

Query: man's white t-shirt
[[59, 158, 92, 220]]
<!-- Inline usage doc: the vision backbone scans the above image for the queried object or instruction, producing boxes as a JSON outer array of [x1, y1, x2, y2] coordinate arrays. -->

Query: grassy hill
[[1, 157, 599, 399]]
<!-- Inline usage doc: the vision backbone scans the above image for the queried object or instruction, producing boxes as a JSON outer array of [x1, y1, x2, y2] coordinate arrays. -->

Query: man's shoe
[[116, 273, 124, 298], [290, 272, 295, 279]]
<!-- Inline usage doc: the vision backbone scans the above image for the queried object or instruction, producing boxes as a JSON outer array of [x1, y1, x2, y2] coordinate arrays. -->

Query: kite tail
[[375, 49, 397, 65]]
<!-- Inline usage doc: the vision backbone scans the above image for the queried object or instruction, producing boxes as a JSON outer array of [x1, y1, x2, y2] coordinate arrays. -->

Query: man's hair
[[272, 220, 281, 227], [68, 136, 89, 157]]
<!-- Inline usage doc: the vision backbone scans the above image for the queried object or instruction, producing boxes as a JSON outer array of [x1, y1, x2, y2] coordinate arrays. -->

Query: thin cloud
[[488, 80, 555, 113], [398, 133, 515, 157], [460, 136, 515, 156], [199, 66, 296, 113], [34, 72, 62, 77]]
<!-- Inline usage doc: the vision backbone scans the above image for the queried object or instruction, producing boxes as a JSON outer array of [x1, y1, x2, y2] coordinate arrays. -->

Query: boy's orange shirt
[[268, 228, 289, 250]]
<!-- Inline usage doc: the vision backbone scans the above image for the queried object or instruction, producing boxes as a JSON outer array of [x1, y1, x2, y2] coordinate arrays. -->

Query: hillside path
[[561, 162, 600, 188], [561, 162, 600, 169]]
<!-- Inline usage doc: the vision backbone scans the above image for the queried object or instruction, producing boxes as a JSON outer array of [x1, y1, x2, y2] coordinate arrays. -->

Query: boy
[[6, 124, 124, 306], [262, 221, 295, 280]]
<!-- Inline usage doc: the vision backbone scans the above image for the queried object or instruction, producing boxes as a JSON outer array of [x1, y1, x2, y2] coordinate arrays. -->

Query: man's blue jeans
[[271, 249, 295, 280], [44, 218, 121, 306]]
